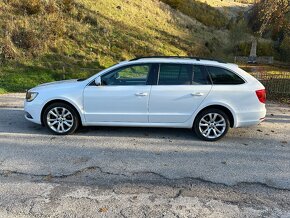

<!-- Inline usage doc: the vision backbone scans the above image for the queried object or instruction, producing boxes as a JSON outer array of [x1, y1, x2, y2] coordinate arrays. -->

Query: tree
[[249, 0, 289, 38], [259, 0, 289, 36]]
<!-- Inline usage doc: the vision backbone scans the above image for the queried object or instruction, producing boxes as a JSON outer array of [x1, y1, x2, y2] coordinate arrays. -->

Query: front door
[[83, 64, 153, 123]]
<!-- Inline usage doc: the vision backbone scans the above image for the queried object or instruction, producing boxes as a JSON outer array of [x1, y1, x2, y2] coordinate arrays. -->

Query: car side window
[[206, 66, 245, 85], [101, 64, 151, 86], [158, 64, 192, 85], [192, 65, 211, 85]]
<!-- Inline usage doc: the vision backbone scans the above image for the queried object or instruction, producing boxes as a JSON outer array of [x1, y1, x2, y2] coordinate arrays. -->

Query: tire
[[43, 102, 80, 135], [193, 108, 230, 141]]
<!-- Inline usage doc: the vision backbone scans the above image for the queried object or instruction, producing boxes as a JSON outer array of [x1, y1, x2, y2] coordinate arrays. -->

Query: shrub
[[189, 43, 211, 57], [18, 0, 43, 15], [45, 0, 59, 14], [45, 16, 67, 37], [279, 36, 290, 62], [11, 28, 39, 50], [229, 20, 249, 44], [257, 41, 274, 56], [236, 40, 275, 56], [236, 41, 251, 56], [83, 15, 99, 26], [0, 39, 18, 61], [62, 0, 75, 13]]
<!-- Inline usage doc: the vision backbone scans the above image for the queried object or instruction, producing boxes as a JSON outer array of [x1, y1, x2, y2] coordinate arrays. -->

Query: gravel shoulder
[[0, 93, 290, 217], [0, 93, 24, 108]]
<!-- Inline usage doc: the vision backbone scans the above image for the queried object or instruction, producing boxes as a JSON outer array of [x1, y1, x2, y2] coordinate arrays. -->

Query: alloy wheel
[[198, 113, 226, 139], [46, 107, 74, 133]]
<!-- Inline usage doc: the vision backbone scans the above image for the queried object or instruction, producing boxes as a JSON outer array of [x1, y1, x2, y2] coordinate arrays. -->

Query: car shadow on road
[[77, 126, 199, 141], [0, 108, 201, 141]]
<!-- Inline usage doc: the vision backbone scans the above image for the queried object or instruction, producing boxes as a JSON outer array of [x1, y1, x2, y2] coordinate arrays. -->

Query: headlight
[[26, 91, 38, 102]]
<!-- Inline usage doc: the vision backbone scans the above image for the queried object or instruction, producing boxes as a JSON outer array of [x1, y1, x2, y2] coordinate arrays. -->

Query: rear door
[[149, 64, 212, 123]]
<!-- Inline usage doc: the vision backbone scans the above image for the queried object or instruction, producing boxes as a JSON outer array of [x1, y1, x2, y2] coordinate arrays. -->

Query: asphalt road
[[0, 93, 290, 217]]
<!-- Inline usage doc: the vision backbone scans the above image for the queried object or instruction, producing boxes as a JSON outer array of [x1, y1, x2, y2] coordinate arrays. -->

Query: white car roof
[[127, 57, 238, 69]]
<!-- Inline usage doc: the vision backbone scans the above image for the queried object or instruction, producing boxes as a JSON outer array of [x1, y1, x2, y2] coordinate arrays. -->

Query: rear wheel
[[194, 108, 230, 141], [43, 103, 79, 135]]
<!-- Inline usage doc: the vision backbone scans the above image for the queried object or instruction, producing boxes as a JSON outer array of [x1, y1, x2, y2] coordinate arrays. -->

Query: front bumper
[[24, 100, 42, 125]]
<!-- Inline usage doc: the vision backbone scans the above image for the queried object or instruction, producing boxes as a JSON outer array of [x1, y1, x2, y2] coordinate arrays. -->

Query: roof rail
[[129, 56, 226, 63]]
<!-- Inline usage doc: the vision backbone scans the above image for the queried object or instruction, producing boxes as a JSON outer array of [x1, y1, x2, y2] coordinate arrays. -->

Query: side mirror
[[94, 77, 101, 86]]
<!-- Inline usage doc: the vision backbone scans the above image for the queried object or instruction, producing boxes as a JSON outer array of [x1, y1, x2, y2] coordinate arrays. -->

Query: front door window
[[102, 64, 152, 86]]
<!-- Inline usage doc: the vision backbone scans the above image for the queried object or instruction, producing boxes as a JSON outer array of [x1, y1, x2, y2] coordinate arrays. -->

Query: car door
[[83, 64, 154, 123], [149, 64, 212, 123]]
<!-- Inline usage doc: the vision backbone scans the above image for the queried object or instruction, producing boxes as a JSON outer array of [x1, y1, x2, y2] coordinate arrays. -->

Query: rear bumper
[[235, 108, 266, 127]]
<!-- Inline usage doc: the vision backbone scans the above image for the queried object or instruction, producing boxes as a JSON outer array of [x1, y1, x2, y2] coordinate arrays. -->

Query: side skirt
[[82, 121, 192, 129]]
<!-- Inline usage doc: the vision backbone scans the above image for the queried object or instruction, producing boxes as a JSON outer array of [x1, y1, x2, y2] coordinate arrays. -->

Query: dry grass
[[161, 0, 229, 28], [0, 0, 238, 92], [0, 0, 229, 64]]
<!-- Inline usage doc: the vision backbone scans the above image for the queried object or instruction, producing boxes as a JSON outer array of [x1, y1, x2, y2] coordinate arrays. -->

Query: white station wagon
[[25, 57, 266, 141]]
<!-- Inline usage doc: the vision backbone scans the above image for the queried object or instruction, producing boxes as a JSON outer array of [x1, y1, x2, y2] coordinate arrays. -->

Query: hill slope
[[0, 0, 236, 92], [196, 0, 252, 18]]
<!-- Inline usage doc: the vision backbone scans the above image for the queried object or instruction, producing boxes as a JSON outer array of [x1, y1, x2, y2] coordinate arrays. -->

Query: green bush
[[236, 42, 251, 56], [257, 41, 274, 56], [279, 36, 290, 62], [236, 41, 274, 56]]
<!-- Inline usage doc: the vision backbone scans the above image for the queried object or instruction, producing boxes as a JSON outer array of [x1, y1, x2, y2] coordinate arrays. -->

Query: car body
[[24, 57, 266, 141]]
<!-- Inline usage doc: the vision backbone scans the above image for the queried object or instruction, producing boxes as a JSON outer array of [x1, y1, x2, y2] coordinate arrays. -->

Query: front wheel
[[193, 109, 230, 141], [43, 103, 79, 135]]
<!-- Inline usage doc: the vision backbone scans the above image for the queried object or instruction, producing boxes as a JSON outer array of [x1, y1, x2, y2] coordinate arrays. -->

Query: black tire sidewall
[[194, 109, 230, 141], [43, 103, 79, 135]]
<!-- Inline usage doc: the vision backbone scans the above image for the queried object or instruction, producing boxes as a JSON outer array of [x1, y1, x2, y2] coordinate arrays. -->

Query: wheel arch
[[194, 104, 235, 128], [41, 99, 83, 126]]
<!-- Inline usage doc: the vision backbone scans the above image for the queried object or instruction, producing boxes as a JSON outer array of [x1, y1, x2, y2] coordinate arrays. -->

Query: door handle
[[191, 92, 204, 96], [135, 92, 148, 97]]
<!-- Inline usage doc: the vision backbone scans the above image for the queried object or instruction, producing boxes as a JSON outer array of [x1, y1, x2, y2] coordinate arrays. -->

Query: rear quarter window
[[206, 66, 245, 85]]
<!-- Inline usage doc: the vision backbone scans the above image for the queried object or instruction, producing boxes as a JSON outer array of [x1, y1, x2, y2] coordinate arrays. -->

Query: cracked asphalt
[[0, 93, 290, 217]]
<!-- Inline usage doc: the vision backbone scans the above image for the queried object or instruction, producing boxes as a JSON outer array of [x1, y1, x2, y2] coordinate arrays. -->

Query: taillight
[[256, 89, 266, 103]]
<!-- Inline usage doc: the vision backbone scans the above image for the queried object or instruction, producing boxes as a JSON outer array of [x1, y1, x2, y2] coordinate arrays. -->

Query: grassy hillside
[[0, 0, 232, 93], [195, 0, 252, 18], [160, 0, 229, 28]]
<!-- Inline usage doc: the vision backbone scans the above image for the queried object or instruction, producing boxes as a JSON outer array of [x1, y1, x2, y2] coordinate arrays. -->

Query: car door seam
[[147, 85, 152, 123]]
